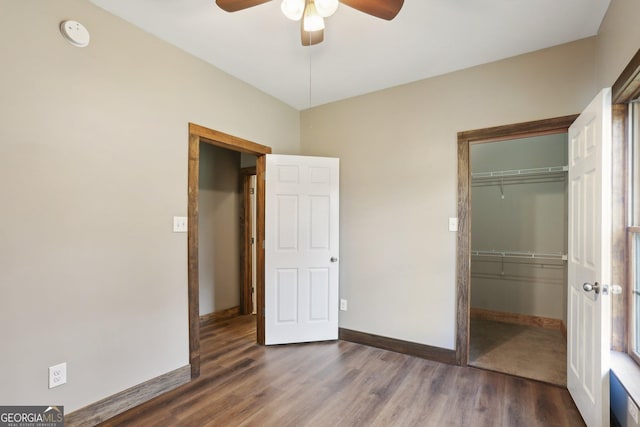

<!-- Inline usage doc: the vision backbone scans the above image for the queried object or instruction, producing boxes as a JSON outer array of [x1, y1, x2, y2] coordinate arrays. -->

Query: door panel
[[277, 195, 299, 250], [265, 154, 339, 345], [309, 268, 330, 321], [310, 196, 331, 249], [567, 88, 611, 427], [276, 269, 298, 323]]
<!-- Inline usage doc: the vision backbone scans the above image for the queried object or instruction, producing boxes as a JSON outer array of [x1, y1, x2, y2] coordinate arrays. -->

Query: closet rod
[[471, 165, 568, 180], [471, 250, 568, 261]]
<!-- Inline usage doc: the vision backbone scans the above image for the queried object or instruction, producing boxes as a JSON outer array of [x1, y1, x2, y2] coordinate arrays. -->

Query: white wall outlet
[[448, 217, 458, 232], [340, 299, 348, 311], [173, 216, 188, 233], [49, 362, 67, 389], [630, 396, 639, 424]]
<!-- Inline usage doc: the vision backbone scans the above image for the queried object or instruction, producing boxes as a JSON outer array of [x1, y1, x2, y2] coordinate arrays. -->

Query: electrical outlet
[[340, 299, 348, 311], [49, 363, 67, 389], [630, 396, 639, 424]]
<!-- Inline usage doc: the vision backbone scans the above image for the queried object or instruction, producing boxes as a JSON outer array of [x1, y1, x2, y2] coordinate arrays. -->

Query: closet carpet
[[469, 318, 567, 386]]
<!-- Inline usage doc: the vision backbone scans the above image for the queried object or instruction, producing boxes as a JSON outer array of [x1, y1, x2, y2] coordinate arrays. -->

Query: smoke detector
[[60, 20, 90, 48]]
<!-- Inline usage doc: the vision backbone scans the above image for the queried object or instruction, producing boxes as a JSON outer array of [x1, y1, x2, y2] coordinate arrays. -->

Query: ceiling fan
[[215, 0, 404, 46]]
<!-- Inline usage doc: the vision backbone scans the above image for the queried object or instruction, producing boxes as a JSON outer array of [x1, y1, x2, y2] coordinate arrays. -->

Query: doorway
[[187, 123, 271, 378], [455, 115, 578, 378], [197, 144, 252, 322], [467, 133, 569, 385]]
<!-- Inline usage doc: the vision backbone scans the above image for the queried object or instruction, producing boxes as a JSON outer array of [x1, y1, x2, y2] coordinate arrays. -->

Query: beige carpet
[[469, 318, 567, 386]]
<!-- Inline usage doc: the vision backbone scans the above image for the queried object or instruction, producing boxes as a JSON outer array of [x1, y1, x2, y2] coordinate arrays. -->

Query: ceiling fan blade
[[301, 21, 324, 46], [215, 0, 271, 12], [340, 0, 404, 20]]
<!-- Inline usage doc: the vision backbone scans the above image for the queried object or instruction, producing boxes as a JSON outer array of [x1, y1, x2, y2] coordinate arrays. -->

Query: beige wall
[[0, 0, 299, 412], [301, 38, 598, 349], [595, 0, 640, 88], [199, 144, 242, 315]]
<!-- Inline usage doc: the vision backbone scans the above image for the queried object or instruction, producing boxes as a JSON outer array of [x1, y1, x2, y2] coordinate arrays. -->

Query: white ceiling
[[89, 0, 611, 110]]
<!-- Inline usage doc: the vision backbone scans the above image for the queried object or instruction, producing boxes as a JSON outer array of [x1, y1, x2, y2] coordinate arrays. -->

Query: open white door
[[265, 154, 339, 345], [567, 88, 612, 427]]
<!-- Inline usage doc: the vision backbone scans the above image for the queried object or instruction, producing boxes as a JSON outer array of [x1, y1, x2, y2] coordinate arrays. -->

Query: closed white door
[[265, 154, 339, 345], [567, 88, 612, 427]]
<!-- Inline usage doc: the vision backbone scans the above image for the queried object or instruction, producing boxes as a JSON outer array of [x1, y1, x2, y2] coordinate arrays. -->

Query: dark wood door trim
[[611, 104, 628, 352], [255, 155, 266, 345], [240, 167, 257, 316], [455, 114, 578, 366], [612, 48, 640, 104], [610, 48, 640, 354], [188, 123, 271, 378]]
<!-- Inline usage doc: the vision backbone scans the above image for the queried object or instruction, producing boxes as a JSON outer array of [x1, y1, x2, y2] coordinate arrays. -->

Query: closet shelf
[[471, 250, 568, 261], [471, 166, 568, 183]]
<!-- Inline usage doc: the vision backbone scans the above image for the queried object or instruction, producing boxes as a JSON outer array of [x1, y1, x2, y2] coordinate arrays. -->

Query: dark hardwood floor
[[99, 315, 585, 426]]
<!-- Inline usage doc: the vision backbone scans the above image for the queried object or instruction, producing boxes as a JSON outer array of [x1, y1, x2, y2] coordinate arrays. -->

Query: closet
[[468, 133, 568, 386]]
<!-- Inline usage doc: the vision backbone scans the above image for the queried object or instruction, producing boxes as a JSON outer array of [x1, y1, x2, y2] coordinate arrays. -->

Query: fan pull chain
[[308, 34, 312, 108]]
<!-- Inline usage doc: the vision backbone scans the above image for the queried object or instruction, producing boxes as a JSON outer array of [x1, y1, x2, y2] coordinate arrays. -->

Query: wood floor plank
[[98, 315, 585, 427], [370, 360, 444, 425], [472, 369, 506, 426]]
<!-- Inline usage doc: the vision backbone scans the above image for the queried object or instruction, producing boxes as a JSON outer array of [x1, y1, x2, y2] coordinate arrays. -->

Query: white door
[[265, 154, 339, 345], [567, 87, 612, 427]]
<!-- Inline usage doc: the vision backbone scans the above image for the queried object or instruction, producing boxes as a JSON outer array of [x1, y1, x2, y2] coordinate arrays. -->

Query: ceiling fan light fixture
[[281, 0, 305, 21], [216, 0, 405, 46], [314, 0, 339, 17], [303, 1, 324, 31]]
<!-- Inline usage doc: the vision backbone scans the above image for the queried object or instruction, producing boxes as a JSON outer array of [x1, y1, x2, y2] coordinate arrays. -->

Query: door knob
[[583, 282, 600, 294], [330, 257, 338, 263]]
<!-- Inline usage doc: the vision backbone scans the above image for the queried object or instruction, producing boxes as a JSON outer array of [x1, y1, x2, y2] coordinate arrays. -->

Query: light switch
[[448, 217, 458, 232], [173, 216, 188, 233]]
